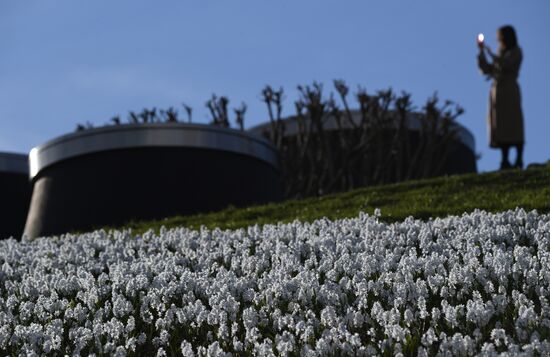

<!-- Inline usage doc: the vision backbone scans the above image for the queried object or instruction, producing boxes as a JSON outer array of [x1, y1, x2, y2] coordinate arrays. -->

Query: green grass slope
[[119, 164, 550, 235]]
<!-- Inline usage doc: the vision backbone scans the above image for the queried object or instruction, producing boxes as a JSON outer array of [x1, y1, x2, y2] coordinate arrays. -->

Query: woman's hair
[[499, 25, 518, 51]]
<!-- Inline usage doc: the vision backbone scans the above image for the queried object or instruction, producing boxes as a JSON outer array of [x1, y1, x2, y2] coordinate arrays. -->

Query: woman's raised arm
[[477, 49, 494, 76]]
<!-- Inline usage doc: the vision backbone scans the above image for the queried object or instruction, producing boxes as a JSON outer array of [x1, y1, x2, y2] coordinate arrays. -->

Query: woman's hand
[[477, 39, 485, 51]]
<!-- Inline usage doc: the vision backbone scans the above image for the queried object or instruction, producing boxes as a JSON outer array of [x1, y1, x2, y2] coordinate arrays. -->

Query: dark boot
[[500, 160, 512, 170], [500, 145, 511, 170], [514, 144, 524, 169]]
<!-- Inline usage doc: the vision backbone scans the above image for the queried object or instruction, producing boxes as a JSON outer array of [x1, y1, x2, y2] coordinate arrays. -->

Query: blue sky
[[1, 1, 548, 172]]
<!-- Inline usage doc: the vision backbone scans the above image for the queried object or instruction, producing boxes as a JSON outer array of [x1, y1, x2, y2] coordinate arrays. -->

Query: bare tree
[[264, 81, 464, 198], [128, 111, 140, 124], [234, 103, 247, 131], [182, 102, 193, 123], [206, 94, 230, 128], [165, 107, 178, 123], [110, 116, 121, 125], [261, 86, 286, 148]]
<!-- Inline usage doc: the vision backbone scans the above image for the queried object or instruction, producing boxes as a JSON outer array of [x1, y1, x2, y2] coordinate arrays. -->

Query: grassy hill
[[117, 163, 550, 235]]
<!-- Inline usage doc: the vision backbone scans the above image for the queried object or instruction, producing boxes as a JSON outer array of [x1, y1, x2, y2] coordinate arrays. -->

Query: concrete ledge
[[30, 123, 279, 180]]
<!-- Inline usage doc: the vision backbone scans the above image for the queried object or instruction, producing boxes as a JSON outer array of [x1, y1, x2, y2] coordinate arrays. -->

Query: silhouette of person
[[477, 25, 525, 170]]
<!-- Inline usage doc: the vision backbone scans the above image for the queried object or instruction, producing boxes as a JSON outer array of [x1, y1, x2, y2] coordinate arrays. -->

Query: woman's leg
[[500, 145, 511, 170], [515, 144, 524, 169]]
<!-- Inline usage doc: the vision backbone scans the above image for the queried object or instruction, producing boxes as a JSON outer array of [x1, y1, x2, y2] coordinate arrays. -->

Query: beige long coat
[[478, 47, 525, 148]]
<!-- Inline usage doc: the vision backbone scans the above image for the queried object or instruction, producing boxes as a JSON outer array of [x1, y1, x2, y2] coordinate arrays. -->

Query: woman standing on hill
[[477, 25, 525, 170]]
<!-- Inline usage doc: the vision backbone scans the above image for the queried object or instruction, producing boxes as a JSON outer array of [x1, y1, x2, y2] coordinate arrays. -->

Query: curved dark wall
[[405, 130, 477, 175], [439, 140, 477, 174], [0, 172, 31, 239], [25, 147, 282, 238], [278, 129, 476, 175]]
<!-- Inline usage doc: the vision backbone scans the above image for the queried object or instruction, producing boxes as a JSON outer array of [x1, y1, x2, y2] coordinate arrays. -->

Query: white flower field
[[1, 208, 550, 356]]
